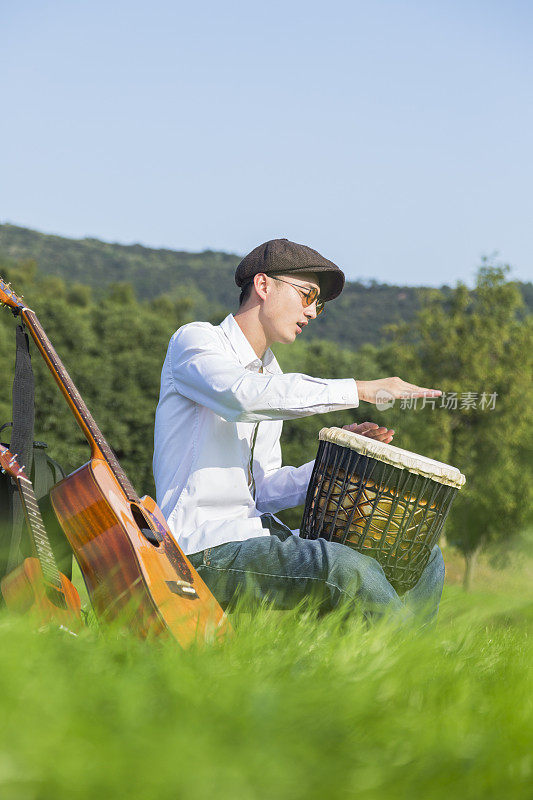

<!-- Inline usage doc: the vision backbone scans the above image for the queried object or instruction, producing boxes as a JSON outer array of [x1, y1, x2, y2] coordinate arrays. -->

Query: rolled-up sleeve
[[169, 324, 359, 423]]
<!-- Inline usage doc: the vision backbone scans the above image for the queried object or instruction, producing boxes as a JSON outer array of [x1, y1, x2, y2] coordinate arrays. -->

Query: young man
[[153, 239, 444, 620]]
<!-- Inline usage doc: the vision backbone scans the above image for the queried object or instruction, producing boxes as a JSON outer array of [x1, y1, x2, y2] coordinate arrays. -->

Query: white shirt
[[153, 314, 359, 555]]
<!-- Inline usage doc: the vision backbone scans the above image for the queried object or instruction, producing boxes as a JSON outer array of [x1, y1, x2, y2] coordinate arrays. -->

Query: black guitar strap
[[6, 324, 35, 571]]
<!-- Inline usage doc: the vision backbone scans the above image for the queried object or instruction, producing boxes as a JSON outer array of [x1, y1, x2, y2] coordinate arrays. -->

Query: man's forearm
[[356, 377, 441, 405]]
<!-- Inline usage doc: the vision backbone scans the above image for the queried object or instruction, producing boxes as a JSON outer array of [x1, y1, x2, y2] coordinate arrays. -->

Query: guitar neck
[[18, 475, 62, 589], [21, 307, 139, 504]]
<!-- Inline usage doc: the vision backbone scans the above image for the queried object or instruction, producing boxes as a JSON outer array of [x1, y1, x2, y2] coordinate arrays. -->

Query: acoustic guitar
[[0, 445, 82, 630], [0, 278, 230, 646]]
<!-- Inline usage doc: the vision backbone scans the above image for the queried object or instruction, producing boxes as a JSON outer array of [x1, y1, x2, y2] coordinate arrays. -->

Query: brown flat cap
[[235, 238, 345, 302]]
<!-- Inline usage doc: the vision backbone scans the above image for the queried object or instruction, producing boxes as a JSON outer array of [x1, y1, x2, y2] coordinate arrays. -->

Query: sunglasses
[[270, 276, 325, 316]]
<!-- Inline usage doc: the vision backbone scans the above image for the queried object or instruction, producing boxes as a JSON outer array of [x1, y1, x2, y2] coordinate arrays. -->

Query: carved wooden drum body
[[301, 428, 465, 594]]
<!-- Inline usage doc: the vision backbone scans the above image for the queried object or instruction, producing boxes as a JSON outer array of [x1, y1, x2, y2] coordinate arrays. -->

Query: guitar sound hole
[[131, 504, 161, 547], [46, 585, 68, 610], [140, 527, 160, 546]]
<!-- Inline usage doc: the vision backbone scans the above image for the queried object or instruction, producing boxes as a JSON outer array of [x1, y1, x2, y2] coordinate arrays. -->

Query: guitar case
[[0, 324, 70, 587]]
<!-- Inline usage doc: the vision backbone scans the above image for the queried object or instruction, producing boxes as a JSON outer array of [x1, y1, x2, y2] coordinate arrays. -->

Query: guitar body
[[1, 557, 82, 629], [50, 458, 229, 646]]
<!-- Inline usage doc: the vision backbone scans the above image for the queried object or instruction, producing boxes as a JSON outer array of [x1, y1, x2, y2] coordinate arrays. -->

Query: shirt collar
[[219, 314, 276, 372]]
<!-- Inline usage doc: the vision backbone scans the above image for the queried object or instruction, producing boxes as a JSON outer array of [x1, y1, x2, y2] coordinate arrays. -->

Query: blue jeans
[[189, 514, 445, 624]]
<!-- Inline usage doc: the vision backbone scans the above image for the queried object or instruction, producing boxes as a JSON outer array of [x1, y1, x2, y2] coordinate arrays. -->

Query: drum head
[[319, 428, 465, 488]]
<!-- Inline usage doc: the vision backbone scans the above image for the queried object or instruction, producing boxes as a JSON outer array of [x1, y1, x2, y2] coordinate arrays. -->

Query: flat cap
[[235, 238, 345, 302]]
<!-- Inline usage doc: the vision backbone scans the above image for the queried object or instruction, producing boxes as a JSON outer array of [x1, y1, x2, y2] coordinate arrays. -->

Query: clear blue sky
[[2, 0, 532, 286]]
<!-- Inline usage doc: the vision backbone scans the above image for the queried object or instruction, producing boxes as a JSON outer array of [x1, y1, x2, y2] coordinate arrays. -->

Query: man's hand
[[342, 421, 395, 444], [355, 377, 441, 405]]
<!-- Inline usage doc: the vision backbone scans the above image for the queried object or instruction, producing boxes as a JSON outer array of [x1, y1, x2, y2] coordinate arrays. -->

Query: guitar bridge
[[165, 580, 198, 599]]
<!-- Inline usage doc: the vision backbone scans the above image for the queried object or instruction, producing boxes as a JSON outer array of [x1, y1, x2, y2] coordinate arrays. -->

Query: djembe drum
[[301, 427, 465, 594]]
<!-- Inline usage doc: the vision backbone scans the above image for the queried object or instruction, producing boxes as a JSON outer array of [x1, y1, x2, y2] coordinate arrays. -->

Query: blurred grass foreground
[[0, 540, 532, 800]]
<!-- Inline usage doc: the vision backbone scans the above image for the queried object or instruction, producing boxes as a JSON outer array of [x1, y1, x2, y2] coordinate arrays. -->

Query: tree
[[0, 260, 194, 497], [380, 263, 533, 588]]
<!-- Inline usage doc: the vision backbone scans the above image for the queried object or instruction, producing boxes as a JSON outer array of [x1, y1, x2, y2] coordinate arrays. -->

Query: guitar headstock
[[0, 277, 25, 313], [0, 445, 27, 481]]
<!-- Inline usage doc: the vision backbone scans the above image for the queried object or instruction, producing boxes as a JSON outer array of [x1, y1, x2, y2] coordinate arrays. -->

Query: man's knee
[[320, 540, 400, 609]]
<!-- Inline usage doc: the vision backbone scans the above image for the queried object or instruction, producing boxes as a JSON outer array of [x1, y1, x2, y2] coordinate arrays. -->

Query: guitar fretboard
[[18, 476, 62, 589]]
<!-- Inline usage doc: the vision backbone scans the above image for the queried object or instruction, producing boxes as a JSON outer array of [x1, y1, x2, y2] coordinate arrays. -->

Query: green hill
[[1, 223, 531, 351]]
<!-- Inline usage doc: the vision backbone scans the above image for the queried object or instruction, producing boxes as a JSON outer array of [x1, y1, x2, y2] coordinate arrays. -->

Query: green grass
[[0, 568, 532, 800]]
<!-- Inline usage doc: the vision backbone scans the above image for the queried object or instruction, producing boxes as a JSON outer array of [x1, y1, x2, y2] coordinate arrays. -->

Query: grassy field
[[0, 542, 532, 800]]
